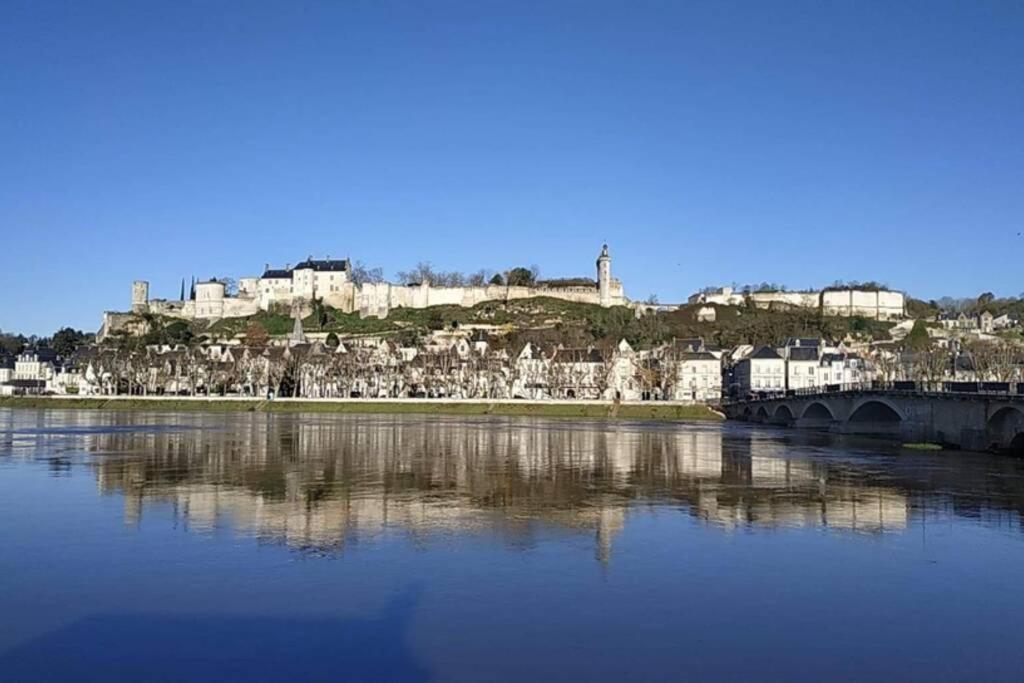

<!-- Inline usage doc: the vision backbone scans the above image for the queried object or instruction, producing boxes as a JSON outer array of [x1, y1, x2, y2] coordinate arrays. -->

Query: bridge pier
[[834, 421, 904, 439], [794, 417, 832, 431]]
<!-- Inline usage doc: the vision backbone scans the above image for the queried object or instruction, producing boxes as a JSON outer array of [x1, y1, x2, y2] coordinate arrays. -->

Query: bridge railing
[[723, 380, 1024, 406]]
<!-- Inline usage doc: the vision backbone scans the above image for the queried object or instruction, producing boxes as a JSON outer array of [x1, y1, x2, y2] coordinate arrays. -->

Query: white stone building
[[667, 351, 722, 402], [733, 346, 785, 395], [689, 286, 906, 320]]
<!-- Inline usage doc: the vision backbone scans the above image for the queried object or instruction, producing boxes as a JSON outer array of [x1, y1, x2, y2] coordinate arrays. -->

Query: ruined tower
[[131, 280, 149, 313]]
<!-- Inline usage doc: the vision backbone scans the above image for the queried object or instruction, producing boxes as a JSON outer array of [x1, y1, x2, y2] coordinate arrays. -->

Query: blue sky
[[1, 0, 1021, 335]]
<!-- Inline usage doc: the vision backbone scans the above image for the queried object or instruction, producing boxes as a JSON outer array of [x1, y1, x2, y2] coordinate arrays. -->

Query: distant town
[[1, 244, 1022, 401]]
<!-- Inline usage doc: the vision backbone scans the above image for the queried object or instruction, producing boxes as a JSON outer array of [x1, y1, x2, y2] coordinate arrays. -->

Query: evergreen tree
[[180, 278, 185, 301], [905, 320, 931, 351]]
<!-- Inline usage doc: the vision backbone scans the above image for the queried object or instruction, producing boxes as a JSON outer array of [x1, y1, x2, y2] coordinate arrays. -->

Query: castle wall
[[749, 291, 820, 310], [354, 282, 620, 318], [322, 282, 357, 313], [821, 290, 906, 320], [148, 300, 195, 319], [221, 297, 260, 318], [117, 245, 629, 329]]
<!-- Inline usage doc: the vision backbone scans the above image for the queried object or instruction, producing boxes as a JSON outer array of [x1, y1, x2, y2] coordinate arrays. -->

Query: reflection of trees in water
[[7, 410, 1024, 557]]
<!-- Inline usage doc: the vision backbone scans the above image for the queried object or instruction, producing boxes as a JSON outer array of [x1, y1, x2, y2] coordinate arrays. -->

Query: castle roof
[[261, 269, 292, 279], [261, 258, 350, 280], [294, 258, 350, 272]]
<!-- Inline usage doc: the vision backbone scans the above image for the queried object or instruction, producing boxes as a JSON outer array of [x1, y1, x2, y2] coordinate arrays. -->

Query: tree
[[218, 277, 239, 296], [967, 340, 1021, 382], [0, 329, 27, 355], [506, 266, 538, 287], [350, 261, 385, 285], [912, 347, 951, 388], [245, 322, 269, 347], [311, 297, 329, 329], [489, 273, 505, 286], [904, 320, 931, 351], [51, 328, 89, 357], [467, 269, 493, 286]]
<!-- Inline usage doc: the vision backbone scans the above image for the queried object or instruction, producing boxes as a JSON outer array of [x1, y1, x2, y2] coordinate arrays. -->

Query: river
[[2, 409, 1023, 681]]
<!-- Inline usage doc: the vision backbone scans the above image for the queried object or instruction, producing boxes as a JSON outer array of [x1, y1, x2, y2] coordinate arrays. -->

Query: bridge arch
[[771, 404, 795, 426], [849, 399, 904, 423], [845, 398, 904, 437], [741, 406, 752, 421], [755, 406, 770, 423], [986, 406, 1024, 454], [801, 401, 836, 421]]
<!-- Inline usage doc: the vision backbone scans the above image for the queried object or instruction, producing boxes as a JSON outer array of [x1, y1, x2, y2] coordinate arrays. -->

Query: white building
[[734, 346, 785, 395], [689, 287, 906, 321], [668, 351, 722, 402]]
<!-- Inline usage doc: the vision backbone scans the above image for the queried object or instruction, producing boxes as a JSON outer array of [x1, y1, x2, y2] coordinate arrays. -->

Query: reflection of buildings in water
[[692, 435, 909, 531], [18, 411, 1012, 560]]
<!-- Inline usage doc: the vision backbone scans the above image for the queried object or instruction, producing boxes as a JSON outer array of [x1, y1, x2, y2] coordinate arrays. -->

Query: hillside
[[115, 298, 896, 351]]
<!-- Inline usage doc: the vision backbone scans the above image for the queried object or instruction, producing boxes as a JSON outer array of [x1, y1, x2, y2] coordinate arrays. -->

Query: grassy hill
[[113, 298, 895, 351]]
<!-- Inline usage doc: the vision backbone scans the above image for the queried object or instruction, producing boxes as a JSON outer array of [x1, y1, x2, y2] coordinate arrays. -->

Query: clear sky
[[1, 0, 1021, 335]]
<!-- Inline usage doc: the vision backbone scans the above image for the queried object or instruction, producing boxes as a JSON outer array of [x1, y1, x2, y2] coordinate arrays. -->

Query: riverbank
[[0, 396, 723, 421]]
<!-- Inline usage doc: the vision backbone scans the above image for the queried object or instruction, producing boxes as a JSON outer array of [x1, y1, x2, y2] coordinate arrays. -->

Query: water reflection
[[5, 410, 1024, 560]]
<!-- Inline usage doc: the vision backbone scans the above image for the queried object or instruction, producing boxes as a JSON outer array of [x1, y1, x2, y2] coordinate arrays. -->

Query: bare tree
[[911, 347, 951, 389], [968, 340, 1022, 382], [350, 261, 385, 285]]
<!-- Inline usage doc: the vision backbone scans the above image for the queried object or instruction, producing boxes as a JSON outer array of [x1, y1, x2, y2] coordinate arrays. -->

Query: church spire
[[289, 310, 307, 346]]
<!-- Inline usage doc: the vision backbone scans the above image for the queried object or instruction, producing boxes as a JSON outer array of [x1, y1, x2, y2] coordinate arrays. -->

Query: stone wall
[[821, 290, 905, 320], [354, 281, 625, 318], [749, 291, 821, 310]]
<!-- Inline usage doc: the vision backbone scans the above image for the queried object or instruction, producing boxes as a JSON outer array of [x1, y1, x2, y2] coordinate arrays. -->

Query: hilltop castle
[[107, 245, 627, 333]]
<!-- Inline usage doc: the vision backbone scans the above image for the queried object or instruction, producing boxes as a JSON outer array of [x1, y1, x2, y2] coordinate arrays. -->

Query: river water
[[2, 409, 1024, 681]]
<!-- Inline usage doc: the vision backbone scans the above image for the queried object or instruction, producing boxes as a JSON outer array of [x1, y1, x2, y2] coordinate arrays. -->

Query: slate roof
[[750, 346, 782, 360], [677, 351, 718, 362], [786, 337, 821, 348], [294, 258, 350, 272], [674, 338, 705, 352], [789, 347, 819, 362], [261, 269, 292, 279], [20, 348, 58, 363]]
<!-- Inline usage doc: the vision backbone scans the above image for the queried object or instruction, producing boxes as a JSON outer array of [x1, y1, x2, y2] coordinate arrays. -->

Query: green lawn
[[0, 396, 723, 421]]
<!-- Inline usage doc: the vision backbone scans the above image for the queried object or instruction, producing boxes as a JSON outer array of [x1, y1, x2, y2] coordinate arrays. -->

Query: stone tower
[[596, 244, 612, 307], [131, 280, 149, 313]]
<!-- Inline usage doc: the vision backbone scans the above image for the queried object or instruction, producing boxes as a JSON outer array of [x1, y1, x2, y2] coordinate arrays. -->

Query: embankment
[[0, 396, 723, 421]]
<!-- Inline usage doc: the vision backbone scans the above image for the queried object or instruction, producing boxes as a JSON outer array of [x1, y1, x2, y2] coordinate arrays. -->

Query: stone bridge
[[722, 390, 1024, 454]]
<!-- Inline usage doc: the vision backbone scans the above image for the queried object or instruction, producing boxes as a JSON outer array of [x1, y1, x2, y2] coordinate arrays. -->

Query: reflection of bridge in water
[[6, 410, 1024, 561], [725, 389, 1024, 454]]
